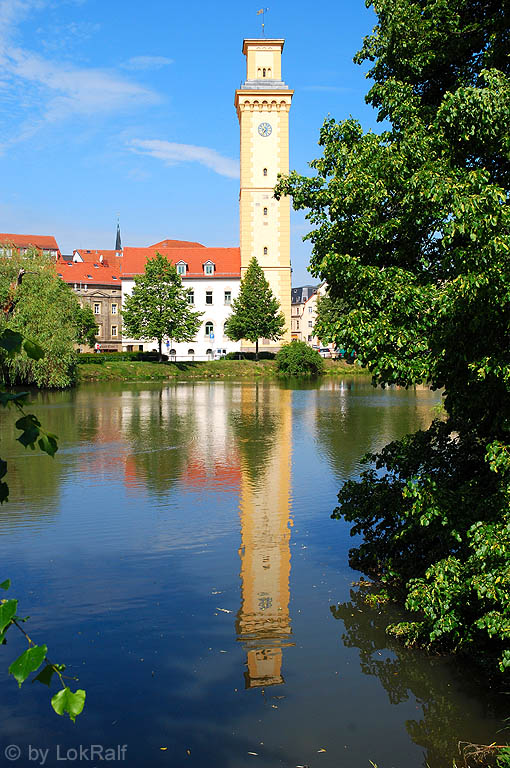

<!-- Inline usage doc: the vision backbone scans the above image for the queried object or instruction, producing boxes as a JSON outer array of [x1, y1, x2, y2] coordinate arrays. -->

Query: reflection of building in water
[[236, 386, 294, 687]]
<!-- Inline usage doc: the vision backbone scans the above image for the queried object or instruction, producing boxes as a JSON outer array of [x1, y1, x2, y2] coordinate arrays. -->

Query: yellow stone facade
[[235, 39, 293, 348]]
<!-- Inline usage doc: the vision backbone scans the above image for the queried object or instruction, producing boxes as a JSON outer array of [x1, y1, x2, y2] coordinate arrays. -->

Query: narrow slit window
[[263, 207, 268, 216], [263, 168, 267, 176], [263, 247, 268, 255]]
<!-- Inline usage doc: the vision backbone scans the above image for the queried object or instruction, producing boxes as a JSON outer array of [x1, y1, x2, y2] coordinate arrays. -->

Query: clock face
[[258, 122, 272, 137]]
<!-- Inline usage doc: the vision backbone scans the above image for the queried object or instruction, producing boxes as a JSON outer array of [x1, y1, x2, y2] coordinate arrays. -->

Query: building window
[[263, 168, 267, 176], [308, 320, 313, 328], [205, 321, 214, 337], [111, 303, 117, 314], [262, 67, 266, 77], [204, 262, 214, 275], [94, 303, 101, 314], [187, 290, 194, 304], [138, 345, 143, 351], [170, 349, 176, 355], [263, 247, 268, 255], [296, 321, 299, 330], [96, 324, 102, 337], [206, 291, 213, 305], [111, 325, 118, 337], [188, 348, 195, 355], [263, 207, 268, 216], [308, 306, 313, 313], [126, 345, 133, 352], [308, 335, 312, 342], [177, 263, 186, 275], [224, 290, 231, 305]]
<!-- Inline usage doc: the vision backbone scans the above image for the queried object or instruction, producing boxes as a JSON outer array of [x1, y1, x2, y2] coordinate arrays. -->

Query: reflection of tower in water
[[235, 386, 294, 688]]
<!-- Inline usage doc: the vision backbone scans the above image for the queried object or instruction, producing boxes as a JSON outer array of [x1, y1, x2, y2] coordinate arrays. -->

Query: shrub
[[275, 341, 324, 376]]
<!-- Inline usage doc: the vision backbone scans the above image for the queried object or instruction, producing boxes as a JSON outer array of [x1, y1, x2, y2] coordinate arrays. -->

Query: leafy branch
[[0, 328, 86, 721]]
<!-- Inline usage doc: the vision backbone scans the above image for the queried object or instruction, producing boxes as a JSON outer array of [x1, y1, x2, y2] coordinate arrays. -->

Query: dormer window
[[203, 261, 215, 276], [176, 261, 187, 276]]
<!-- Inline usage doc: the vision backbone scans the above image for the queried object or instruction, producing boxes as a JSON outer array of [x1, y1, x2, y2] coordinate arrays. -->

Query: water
[[0, 380, 506, 768]]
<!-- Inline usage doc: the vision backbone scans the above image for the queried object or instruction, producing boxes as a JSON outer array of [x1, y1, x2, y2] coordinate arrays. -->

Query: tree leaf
[[33, 664, 57, 687], [8, 644, 47, 687], [51, 687, 86, 722], [0, 599, 18, 634], [0, 329, 23, 355], [23, 338, 45, 361]]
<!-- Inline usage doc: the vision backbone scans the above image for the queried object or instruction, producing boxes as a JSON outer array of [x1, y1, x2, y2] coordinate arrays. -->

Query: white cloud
[[7, 50, 159, 118], [121, 56, 173, 72], [128, 139, 239, 179], [0, 0, 160, 143]]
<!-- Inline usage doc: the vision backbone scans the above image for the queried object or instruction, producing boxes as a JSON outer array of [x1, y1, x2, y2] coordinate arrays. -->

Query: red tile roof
[[151, 239, 205, 249], [55, 261, 121, 286], [72, 249, 122, 266], [0, 233, 60, 252], [122, 246, 241, 278]]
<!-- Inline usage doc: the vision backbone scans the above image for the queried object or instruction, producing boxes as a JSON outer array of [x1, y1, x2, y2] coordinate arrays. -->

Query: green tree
[[224, 257, 285, 360], [76, 304, 98, 348], [275, 0, 510, 673], [122, 253, 202, 361], [0, 250, 93, 388]]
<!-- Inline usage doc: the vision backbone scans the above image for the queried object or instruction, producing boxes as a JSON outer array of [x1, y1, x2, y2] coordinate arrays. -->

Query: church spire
[[115, 217, 122, 252]]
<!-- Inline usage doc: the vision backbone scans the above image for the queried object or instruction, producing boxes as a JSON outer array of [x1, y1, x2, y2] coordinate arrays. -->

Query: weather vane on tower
[[256, 7, 269, 37]]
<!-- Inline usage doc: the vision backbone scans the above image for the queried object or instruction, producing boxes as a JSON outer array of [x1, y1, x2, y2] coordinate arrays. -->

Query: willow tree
[[275, 0, 510, 674]]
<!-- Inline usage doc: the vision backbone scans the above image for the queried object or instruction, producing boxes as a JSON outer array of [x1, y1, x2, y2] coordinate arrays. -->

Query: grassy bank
[[77, 358, 369, 383]]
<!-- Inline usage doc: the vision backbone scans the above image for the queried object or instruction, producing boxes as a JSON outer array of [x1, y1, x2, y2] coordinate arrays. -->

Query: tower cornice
[[242, 39, 285, 55]]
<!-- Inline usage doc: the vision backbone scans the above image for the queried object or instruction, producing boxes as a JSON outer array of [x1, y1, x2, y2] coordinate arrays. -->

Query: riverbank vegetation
[[276, 0, 510, 677], [76, 357, 366, 383]]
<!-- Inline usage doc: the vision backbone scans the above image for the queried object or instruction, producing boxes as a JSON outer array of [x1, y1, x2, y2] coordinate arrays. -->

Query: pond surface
[[0, 380, 506, 768]]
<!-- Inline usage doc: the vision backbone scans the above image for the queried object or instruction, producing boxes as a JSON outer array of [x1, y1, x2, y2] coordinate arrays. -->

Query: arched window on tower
[[263, 247, 268, 256], [263, 168, 267, 176], [263, 207, 268, 216], [262, 68, 266, 77]]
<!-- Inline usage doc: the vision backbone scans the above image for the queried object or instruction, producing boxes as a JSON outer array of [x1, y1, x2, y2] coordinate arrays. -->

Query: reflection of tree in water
[[331, 588, 506, 768], [314, 384, 437, 481], [230, 384, 280, 484], [122, 389, 195, 494]]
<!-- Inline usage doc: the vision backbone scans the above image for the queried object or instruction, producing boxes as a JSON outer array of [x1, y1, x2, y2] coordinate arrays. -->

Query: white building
[[121, 241, 242, 358]]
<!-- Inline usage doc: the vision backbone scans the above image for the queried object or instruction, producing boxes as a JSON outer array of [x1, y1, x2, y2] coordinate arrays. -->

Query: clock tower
[[235, 39, 293, 348]]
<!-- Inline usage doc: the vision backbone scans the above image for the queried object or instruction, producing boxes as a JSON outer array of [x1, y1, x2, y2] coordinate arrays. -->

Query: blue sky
[[0, 0, 380, 285]]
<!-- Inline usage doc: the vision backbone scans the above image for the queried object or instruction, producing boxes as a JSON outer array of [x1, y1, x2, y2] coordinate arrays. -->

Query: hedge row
[[77, 351, 168, 364]]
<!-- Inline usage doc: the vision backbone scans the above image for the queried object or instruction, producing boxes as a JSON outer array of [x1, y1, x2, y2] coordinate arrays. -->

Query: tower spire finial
[[256, 7, 269, 37]]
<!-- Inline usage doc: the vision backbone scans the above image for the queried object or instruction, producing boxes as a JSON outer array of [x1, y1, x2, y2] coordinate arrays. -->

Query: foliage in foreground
[[275, 0, 510, 674], [275, 340, 324, 376], [0, 328, 85, 720], [0, 250, 95, 388], [122, 252, 203, 361], [224, 257, 286, 360]]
